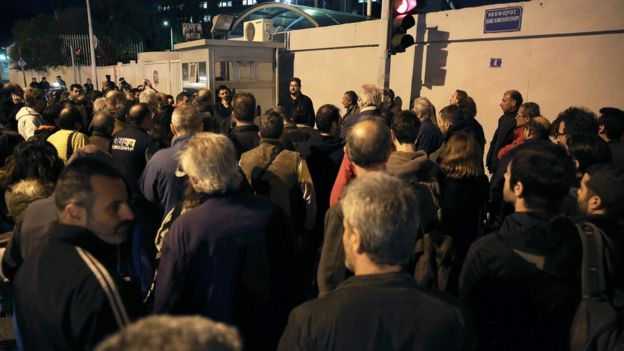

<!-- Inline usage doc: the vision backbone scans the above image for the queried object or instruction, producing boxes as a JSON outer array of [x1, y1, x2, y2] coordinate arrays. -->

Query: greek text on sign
[[484, 6, 523, 33]]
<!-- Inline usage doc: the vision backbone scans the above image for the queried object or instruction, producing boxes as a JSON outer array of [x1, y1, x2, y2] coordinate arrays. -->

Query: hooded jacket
[[460, 212, 581, 351], [15, 106, 44, 140], [4, 179, 54, 221]]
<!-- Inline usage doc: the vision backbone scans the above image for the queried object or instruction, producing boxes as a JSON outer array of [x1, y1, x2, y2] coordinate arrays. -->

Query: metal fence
[[59, 35, 144, 66]]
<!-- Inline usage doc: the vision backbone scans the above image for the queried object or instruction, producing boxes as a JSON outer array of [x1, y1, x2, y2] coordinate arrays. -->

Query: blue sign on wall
[[490, 58, 502, 68], [484, 6, 523, 33]]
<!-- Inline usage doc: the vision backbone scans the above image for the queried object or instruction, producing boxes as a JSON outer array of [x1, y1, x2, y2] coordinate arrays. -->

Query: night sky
[[0, 0, 153, 48]]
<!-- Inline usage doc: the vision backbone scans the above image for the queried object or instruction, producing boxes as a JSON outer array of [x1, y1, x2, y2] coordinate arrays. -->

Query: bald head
[[346, 119, 392, 169], [91, 110, 115, 136]]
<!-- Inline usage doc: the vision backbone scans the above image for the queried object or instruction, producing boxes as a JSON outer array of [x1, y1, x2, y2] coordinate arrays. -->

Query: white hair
[[95, 315, 241, 351], [178, 133, 242, 194], [412, 96, 436, 123], [358, 84, 383, 108], [172, 105, 203, 135], [139, 89, 159, 111]]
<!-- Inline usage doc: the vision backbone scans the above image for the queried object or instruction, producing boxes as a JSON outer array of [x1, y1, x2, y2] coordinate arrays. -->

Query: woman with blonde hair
[[438, 132, 489, 292]]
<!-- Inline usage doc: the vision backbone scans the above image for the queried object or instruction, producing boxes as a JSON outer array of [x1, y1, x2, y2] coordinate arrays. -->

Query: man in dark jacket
[[13, 157, 143, 350], [280, 77, 315, 127], [340, 84, 383, 141], [279, 173, 475, 351], [317, 119, 392, 296], [110, 102, 160, 293], [110, 103, 159, 196], [229, 92, 260, 159], [140, 104, 203, 214], [413, 96, 443, 155], [597, 107, 624, 163], [154, 133, 298, 350], [486, 90, 522, 174], [90, 109, 115, 153], [576, 163, 624, 299], [283, 104, 322, 158], [460, 143, 581, 351]]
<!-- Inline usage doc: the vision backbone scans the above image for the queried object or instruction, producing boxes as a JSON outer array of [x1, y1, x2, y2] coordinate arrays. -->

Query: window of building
[[203, 15, 211, 22], [218, 1, 232, 7], [243, 0, 257, 5], [200, 2, 208, 9]]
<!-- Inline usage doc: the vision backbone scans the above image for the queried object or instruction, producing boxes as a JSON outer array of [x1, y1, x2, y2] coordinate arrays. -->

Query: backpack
[[413, 231, 455, 291], [570, 221, 624, 351]]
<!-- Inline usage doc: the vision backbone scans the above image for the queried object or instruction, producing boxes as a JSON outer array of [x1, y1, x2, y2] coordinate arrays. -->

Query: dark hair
[[465, 96, 477, 121], [259, 111, 284, 139], [521, 102, 541, 118], [553, 106, 598, 137], [598, 107, 624, 141], [440, 104, 463, 125], [0, 130, 25, 168], [384, 88, 395, 100], [91, 110, 115, 135], [377, 108, 394, 127], [176, 91, 191, 104], [508, 143, 575, 212], [522, 120, 550, 140], [292, 104, 308, 125], [54, 156, 124, 211], [346, 119, 392, 168], [508, 90, 523, 108], [128, 103, 152, 125], [217, 85, 230, 94], [232, 93, 256, 122], [1, 140, 64, 189], [344, 91, 358, 106], [391, 110, 421, 144], [585, 163, 624, 217], [315, 104, 340, 133], [69, 84, 82, 92], [290, 77, 301, 86], [57, 105, 83, 130], [566, 134, 612, 174]]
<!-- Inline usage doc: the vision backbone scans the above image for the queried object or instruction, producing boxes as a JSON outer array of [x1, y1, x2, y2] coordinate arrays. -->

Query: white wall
[[9, 60, 181, 95], [286, 0, 624, 149]]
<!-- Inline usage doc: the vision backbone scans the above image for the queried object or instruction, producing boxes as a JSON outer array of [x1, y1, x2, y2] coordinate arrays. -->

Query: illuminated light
[[395, 0, 417, 14], [0, 54, 6, 61]]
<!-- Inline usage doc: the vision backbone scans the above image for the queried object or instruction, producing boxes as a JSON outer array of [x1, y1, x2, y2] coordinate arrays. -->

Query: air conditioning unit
[[244, 19, 273, 42]]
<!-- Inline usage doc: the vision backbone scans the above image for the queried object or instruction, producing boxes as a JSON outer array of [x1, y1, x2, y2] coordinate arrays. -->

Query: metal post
[[367, 0, 373, 17], [86, 0, 98, 90], [18, 47, 26, 87], [70, 45, 77, 84], [377, 0, 391, 89], [170, 27, 174, 50]]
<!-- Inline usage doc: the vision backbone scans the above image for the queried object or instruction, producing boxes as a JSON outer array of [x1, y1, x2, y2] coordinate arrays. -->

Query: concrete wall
[[286, 0, 624, 148], [8, 59, 181, 95]]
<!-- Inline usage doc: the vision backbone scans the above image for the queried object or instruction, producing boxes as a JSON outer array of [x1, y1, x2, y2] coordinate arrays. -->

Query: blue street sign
[[17, 58, 27, 69], [484, 6, 523, 33]]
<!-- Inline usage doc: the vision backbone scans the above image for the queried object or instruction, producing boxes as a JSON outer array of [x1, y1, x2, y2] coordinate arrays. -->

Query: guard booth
[[173, 39, 284, 113]]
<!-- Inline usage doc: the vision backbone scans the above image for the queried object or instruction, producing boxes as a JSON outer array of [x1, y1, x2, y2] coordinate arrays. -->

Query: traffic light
[[390, 0, 417, 55]]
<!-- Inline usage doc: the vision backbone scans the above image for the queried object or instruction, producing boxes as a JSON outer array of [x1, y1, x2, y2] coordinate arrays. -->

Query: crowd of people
[[0, 75, 622, 351]]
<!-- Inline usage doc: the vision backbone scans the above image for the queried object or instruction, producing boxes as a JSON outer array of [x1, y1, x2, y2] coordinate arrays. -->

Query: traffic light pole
[[377, 0, 391, 90]]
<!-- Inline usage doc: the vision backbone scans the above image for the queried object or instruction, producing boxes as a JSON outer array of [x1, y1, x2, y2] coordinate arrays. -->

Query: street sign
[[484, 6, 523, 33], [17, 58, 27, 69], [490, 58, 502, 68]]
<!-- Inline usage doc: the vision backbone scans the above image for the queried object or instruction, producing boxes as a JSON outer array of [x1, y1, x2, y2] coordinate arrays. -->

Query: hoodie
[[15, 106, 44, 140], [460, 211, 581, 351]]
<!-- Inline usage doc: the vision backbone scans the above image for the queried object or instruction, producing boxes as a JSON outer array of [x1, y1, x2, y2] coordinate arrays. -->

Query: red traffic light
[[395, 0, 417, 14]]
